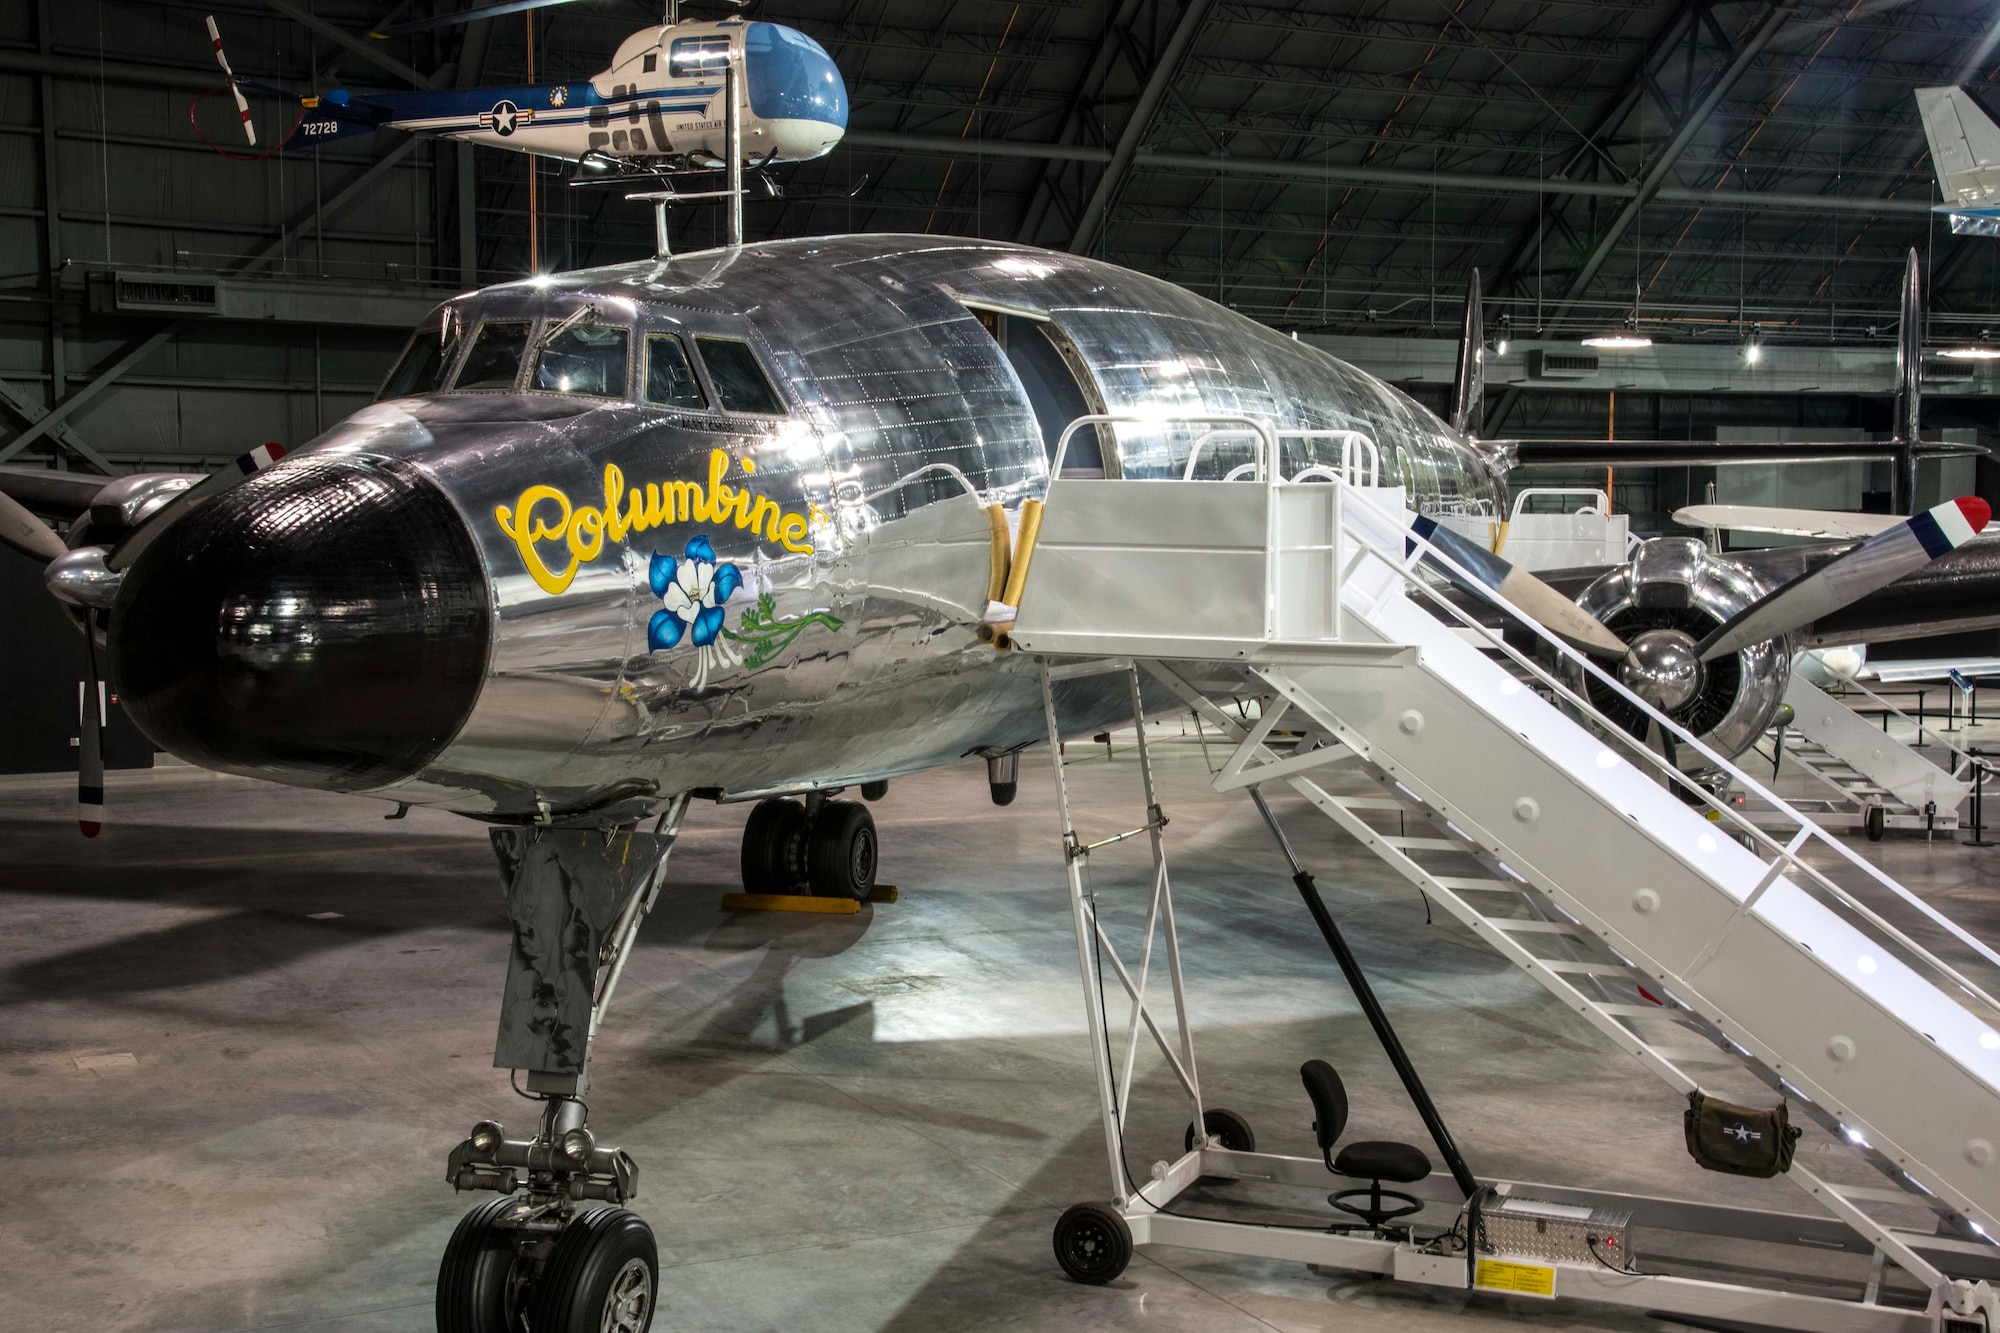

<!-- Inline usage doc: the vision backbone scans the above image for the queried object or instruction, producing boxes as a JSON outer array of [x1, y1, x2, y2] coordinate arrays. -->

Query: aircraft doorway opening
[[967, 305, 1111, 477]]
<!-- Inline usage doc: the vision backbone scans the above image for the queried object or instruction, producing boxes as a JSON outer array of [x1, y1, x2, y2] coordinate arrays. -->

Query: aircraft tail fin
[[1449, 268, 1483, 438], [1916, 86, 2000, 208]]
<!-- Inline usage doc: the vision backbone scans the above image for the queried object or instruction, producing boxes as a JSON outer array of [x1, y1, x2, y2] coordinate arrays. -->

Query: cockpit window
[[645, 333, 707, 409], [533, 323, 630, 397], [670, 35, 730, 78], [380, 326, 454, 400], [695, 337, 786, 415], [453, 321, 532, 390]]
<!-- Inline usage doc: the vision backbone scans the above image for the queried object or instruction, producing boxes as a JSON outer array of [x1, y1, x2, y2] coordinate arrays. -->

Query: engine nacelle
[[1577, 537, 1790, 761]]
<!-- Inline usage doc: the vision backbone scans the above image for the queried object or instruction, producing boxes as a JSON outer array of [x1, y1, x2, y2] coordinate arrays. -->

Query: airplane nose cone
[[108, 456, 490, 791]]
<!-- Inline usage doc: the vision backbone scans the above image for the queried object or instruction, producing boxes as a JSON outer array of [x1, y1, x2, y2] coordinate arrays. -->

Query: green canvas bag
[[1684, 1090, 1802, 1178]]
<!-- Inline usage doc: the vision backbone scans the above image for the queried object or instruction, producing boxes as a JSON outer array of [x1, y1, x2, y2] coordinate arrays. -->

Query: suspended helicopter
[[197, 2, 847, 181]]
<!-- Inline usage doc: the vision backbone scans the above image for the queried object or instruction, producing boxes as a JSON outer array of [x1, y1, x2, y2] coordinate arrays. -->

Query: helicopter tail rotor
[[205, 15, 256, 146]]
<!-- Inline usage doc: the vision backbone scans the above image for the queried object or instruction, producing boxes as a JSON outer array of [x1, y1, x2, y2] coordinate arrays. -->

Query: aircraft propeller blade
[[1410, 514, 1630, 658], [1695, 496, 1992, 663], [79, 633, 104, 838], [105, 440, 287, 573], [0, 488, 67, 563], [205, 15, 256, 145]]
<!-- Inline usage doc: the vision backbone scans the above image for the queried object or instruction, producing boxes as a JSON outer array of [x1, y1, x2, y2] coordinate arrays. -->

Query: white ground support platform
[[1009, 418, 2000, 1331]]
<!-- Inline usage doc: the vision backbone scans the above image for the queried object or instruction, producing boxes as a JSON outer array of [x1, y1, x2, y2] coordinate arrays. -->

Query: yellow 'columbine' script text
[[495, 448, 814, 594]]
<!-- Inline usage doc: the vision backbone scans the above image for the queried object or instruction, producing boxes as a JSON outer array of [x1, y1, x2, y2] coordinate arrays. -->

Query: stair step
[[1327, 795, 1410, 812], [1540, 960, 1639, 977], [1597, 1002, 1680, 1018], [1645, 1044, 1739, 1064], [1488, 918, 1584, 936], [1378, 835, 1464, 853]]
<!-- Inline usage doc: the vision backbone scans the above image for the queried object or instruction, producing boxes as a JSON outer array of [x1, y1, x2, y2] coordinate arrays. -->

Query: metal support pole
[[725, 56, 743, 247], [1124, 664, 1204, 1140], [1041, 660, 1131, 1203], [1247, 785, 1478, 1198], [1970, 751, 1993, 848]]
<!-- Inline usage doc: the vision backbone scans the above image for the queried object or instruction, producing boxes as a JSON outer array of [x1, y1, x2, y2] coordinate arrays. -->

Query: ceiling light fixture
[[1939, 345, 2000, 360], [1582, 333, 1651, 349]]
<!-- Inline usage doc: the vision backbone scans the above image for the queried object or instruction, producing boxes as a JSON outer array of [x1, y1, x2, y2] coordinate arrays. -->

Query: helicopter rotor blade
[[372, 0, 586, 39]]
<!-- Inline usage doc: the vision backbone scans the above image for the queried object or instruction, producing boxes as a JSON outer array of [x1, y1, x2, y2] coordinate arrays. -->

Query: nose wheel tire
[[741, 797, 809, 893], [525, 1206, 659, 1333], [1053, 1201, 1132, 1284], [807, 798, 877, 900], [435, 1196, 522, 1333], [1184, 1106, 1257, 1153]]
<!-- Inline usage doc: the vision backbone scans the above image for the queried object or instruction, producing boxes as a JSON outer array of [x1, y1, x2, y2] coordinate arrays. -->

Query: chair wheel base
[[1328, 1185, 1424, 1229]]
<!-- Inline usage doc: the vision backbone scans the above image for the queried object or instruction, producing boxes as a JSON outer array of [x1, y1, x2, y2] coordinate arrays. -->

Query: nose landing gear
[[437, 804, 685, 1333]]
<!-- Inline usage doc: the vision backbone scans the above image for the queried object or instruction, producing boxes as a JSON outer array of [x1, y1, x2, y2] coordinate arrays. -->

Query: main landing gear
[[739, 791, 878, 900], [436, 800, 686, 1333]]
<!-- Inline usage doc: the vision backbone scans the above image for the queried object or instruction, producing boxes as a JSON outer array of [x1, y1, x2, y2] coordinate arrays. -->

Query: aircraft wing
[[0, 465, 115, 520], [1499, 438, 1985, 467], [1671, 504, 1903, 540], [1861, 656, 2000, 683]]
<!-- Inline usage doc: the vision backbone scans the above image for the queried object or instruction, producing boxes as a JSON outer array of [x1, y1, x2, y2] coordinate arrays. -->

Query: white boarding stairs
[[1759, 674, 1969, 834], [1010, 419, 2000, 1304]]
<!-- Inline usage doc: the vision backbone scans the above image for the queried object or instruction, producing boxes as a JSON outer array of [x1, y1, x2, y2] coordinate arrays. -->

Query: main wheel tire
[[525, 1206, 659, 1333], [436, 1196, 520, 1333], [1184, 1106, 1257, 1153], [1052, 1201, 1131, 1284], [1865, 805, 1887, 842], [807, 799, 877, 900], [741, 797, 809, 893]]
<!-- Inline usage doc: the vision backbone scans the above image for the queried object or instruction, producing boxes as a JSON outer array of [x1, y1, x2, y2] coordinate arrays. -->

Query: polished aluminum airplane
[[5, 233, 1995, 1333]]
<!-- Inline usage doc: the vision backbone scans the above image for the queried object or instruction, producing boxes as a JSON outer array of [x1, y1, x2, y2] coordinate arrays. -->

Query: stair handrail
[[1817, 672, 1981, 776], [1054, 414, 1278, 491], [1179, 425, 1381, 486], [1321, 477, 2000, 1020]]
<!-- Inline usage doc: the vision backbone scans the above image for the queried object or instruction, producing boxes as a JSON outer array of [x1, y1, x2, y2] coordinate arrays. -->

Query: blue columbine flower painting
[[648, 535, 741, 651]]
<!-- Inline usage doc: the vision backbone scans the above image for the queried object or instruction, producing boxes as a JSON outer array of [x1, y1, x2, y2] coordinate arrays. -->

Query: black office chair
[[1300, 1058, 1431, 1229]]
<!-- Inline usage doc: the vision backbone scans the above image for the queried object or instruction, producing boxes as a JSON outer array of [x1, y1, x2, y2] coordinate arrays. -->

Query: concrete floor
[[3, 723, 1998, 1333]]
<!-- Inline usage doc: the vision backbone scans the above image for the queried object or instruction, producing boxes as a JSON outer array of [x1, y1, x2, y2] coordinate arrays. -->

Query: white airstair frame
[[1158, 668, 1967, 1285], [1756, 674, 1971, 834], [1011, 416, 2000, 1312]]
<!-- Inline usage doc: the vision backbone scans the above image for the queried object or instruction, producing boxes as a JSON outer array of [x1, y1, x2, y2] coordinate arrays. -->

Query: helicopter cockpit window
[[453, 320, 532, 391], [694, 336, 786, 415], [645, 333, 708, 409], [669, 35, 731, 79], [379, 325, 455, 400], [532, 323, 630, 398]]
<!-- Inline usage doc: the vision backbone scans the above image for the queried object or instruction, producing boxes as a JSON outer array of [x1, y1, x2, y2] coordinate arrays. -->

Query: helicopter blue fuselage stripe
[[317, 80, 846, 136], [326, 84, 722, 119]]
